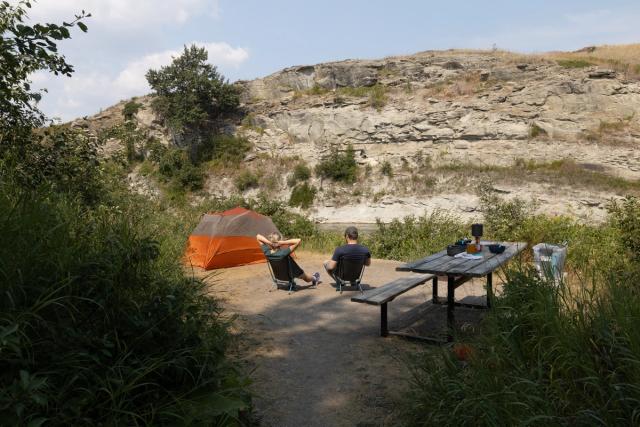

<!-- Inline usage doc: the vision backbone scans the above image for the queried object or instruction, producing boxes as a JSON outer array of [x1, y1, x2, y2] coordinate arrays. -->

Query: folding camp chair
[[266, 257, 297, 294], [334, 256, 366, 294]]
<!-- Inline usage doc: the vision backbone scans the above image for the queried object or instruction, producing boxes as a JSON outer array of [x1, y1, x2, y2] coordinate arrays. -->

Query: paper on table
[[454, 252, 484, 260]]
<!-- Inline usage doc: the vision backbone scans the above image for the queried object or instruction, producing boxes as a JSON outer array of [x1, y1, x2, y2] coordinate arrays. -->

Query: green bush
[[380, 160, 393, 177], [235, 170, 259, 191], [5, 126, 103, 204], [144, 137, 168, 163], [101, 121, 146, 163], [336, 84, 388, 110], [315, 145, 358, 183], [557, 59, 594, 68], [158, 149, 204, 191], [607, 196, 640, 262], [0, 185, 251, 425], [289, 183, 316, 209], [122, 100, 143, 121], [287, 163, 311, 187], [404, 262, 640, 426], [401, 192, 640, 426], [529, 123, 547, 138], [197, 134, 251, 165], [479, 186, 534, 240], [366, 212, 465, 261]]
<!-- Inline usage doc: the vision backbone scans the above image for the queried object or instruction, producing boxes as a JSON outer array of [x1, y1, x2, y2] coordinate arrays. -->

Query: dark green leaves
[[145, 44, 240, 136], [0, 1, 89, 144]]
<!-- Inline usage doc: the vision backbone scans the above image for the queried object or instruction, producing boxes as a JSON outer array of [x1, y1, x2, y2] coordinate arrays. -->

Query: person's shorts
[[290, 259, 305, 278]]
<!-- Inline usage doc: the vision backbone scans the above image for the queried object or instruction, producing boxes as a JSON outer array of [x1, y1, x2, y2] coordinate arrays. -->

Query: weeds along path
[[197, 251, 486, 426]]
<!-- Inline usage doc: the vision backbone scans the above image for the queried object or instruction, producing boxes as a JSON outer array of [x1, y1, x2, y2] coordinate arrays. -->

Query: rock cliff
[[75, 48, 640, 223]]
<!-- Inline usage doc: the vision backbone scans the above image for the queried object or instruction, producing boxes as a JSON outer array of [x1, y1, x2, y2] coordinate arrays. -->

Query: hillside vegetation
[[3, 1, 640, 424], [74, 43, 640, 224], [0, 4, 252, 425]]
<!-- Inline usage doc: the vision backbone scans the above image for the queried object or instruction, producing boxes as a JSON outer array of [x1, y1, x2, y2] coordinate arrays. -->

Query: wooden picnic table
[[396, 241, 527, 342]]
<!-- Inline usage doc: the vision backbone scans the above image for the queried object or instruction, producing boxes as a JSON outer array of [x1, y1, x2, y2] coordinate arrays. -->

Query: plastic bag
[[532, 243, 567, 284]]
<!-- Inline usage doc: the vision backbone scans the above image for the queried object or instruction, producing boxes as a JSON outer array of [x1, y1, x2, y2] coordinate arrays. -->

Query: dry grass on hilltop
[[427, 44, 640, 79]]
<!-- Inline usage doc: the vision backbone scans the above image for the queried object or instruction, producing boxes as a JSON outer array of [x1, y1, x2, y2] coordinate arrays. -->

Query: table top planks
[[396, 242, 527, 277]]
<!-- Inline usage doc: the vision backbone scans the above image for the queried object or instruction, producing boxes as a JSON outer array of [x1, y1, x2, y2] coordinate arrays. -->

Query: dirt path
[[198, 251, 487, 426]]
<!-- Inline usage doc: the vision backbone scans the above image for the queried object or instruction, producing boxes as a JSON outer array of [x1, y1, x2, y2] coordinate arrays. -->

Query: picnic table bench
[[351, 274, 434, 338]]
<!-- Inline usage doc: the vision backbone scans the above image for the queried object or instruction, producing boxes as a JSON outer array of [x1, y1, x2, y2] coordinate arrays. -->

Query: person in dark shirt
[[257, 232, 320, 286], [324, 226, 371, 281]]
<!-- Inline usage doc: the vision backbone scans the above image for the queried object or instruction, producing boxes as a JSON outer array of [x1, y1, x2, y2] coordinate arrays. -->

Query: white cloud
[[23, 0, 220, 29], [32, 41, 249, 121]]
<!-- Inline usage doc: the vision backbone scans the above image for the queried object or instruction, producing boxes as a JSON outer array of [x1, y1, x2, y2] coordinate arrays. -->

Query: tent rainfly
[[185, 207, 280, 270]]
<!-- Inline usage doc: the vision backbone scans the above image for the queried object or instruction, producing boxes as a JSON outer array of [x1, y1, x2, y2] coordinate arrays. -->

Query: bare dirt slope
[[197, 251, 489, 426]]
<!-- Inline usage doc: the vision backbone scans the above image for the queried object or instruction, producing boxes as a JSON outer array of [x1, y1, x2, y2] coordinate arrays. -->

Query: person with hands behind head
[[256, 232, 320, 287]]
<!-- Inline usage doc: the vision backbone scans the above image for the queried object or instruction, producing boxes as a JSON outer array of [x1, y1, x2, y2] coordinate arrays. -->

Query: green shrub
[[122, 100, 143, 121], [240, 113, 264, 134], [0, 185, 251, 425], [158, 149, 204, 191], [6, 126, 103, 204], [197, 134, 251, 165], [144, 137, 168, 163], [235, 170, 259, 191], [289, 182, 316, 209], [159, 149, 188, 178], [529, 122, 547, 138], [557, 59, 594, 68], [101, 121, 146, 163], [404, 263, 640, 426], [479, 186, 535, 240], [287, 163, 311, 187], [607, 196, 640, 262], [366, 212, 465, 261], [380, 160, 393, 177], [367, 84, 388, 110], [336, 84, 388, 110], [315, 145, 358, 183]]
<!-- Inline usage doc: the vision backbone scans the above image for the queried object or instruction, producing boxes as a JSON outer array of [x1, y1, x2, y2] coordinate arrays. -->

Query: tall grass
[[0, 183, 251, 425], [404, 264, 640, 426], [402, 195, 640, 426]]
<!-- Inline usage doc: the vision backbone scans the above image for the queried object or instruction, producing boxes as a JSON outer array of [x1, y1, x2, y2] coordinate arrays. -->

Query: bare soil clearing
[[197, 251, 488, 426]]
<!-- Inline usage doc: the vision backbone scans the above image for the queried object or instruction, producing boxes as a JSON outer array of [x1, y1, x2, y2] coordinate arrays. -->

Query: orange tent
[[185, 207, 280, 270]]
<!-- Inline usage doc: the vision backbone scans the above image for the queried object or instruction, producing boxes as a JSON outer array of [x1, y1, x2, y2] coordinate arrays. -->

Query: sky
[[18, 0, 640, 121]]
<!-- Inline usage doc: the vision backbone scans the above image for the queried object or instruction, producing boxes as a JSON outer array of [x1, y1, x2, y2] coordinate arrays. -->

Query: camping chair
[[266, 257, 297, 294], [334, 256, 366, 294]]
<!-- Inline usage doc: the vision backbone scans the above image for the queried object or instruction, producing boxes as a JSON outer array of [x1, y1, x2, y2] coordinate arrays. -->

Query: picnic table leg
[[486, 272, 493, 308], [432, 275, 438, 303], [447, 276, 455, 342], [380, 303, 388, 337]]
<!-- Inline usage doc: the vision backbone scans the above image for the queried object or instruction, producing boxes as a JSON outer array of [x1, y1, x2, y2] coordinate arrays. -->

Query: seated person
[[257, 232, 320, 286], [324, 226, 371, 281]]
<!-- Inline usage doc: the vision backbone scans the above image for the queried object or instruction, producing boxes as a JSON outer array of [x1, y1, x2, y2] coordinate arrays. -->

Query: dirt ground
[[197, 251, 490, 426]]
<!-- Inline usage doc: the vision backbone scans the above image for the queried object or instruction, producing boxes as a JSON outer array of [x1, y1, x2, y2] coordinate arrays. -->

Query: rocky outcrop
[[79, 49, 640, 223]]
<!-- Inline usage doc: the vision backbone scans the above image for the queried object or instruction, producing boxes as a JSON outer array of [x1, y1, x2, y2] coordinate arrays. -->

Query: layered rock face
[[233, 51, 640, 222], [76, 50, 640, 223], [239, 51, 640, 176]]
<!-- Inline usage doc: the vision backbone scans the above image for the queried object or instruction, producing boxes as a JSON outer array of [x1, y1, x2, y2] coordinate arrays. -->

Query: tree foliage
[[146, 45, 239, 138], [315, 145, 358, 183], [0, 4, 253, 424], [0, 1, 89, 144]]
